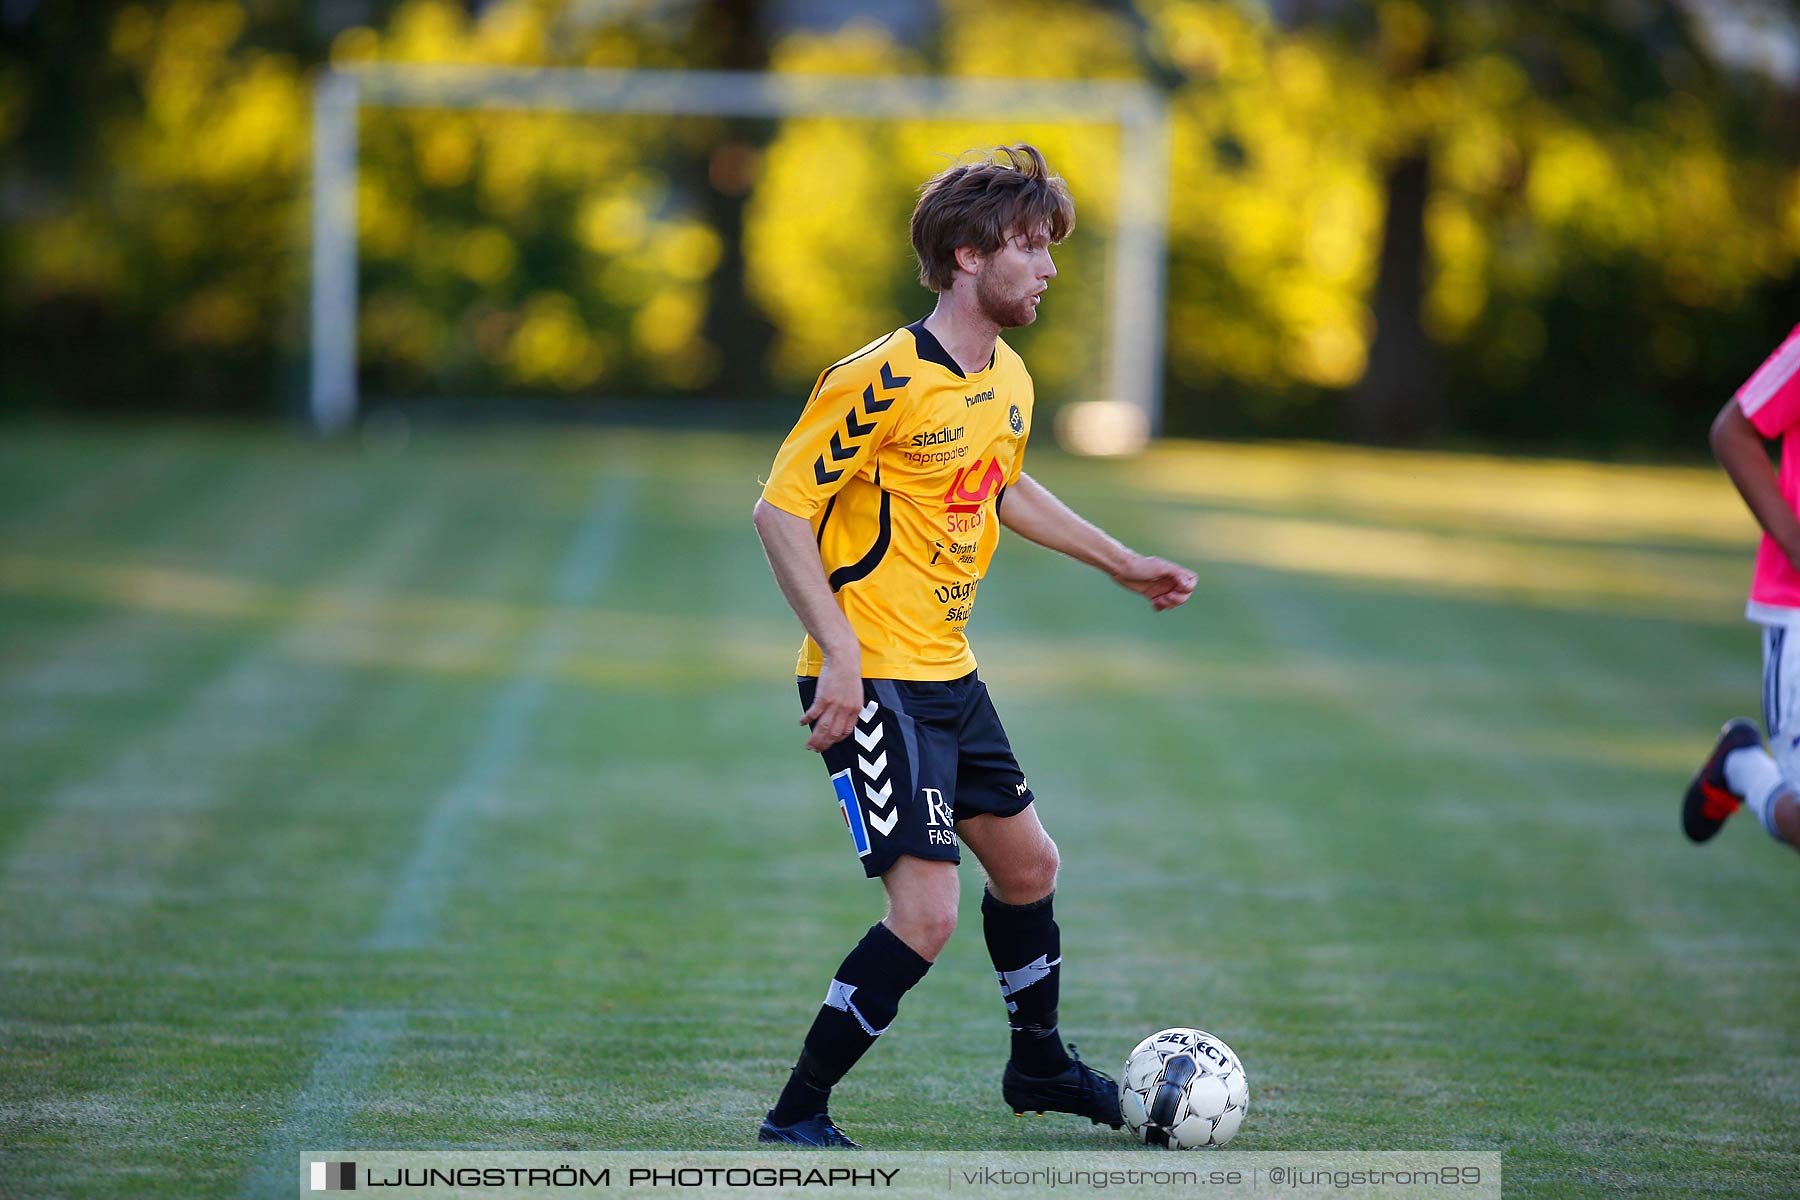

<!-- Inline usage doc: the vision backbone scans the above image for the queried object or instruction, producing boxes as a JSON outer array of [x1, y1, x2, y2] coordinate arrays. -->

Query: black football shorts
[[798, 671, 1035, 879]]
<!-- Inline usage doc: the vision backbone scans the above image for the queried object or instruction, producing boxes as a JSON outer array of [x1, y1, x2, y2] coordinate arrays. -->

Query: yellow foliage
[[1424, 196, 1488, 339], [745, 115, 912, 380], [192, 54, 307, 184], [19, 0, 1798, 408], [1787, 170, 1800, 254], [1528, 129, 1619, 232], [416, 118, 476, 188], [109, 5, 158, 63], [20, 216, 127, 293], [507, 292, 603, 388], [577, 189, 651, 256], [653, 224, 723, 284], [1292, 323, 1367, 389], [473, 1, 550, 65], [748, 15, 1122, 396], [938, 0, 1141, 80], [357, 178, 413, 259], [384, 0, 471, 63], [363, 293, 446, 365], [1165, 1, 1265, 82], [633, 288, 704, 359], [171, 288, 258, 346], [457, 228, 517, 285], [1376, 1, 1434, 69], [331, 26, 381, 65]]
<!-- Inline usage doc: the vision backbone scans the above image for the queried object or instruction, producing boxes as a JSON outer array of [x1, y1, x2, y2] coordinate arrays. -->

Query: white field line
[[235, 1008, 408, 1200], [239, 473, 635, 1199]]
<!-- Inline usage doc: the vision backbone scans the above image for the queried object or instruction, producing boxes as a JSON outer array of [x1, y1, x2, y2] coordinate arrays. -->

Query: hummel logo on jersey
[[1016, 779, 1028, 796], [964, 388, 994, 407], [855, 702, 898, 837]]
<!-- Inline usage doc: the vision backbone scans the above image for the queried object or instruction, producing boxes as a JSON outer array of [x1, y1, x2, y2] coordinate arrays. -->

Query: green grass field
[[2, 423, 1797, 1198]]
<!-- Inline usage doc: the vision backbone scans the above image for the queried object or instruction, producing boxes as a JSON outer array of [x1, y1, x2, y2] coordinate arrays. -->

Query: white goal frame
[[310, 66, 1170, 441]]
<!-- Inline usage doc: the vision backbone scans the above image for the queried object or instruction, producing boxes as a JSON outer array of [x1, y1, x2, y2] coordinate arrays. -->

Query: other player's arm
[[998, 472, 1198, 612], [753, 498, 865, 752], [1711, 398, 1800, 568]]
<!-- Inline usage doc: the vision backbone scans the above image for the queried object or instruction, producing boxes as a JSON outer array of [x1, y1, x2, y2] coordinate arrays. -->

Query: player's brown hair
[[909, 144, 1076, 293]]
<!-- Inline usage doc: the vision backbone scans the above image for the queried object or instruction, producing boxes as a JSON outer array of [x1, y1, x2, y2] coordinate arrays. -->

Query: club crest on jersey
[[1009, 404, 1023, 435]]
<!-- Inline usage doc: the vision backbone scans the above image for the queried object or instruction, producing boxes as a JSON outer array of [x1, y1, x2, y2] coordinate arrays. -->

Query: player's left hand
[[1110, 554, 1198, 612]]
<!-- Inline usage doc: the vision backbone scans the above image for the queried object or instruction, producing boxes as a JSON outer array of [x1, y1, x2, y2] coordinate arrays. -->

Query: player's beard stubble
[[974, 260, 1039, 330]]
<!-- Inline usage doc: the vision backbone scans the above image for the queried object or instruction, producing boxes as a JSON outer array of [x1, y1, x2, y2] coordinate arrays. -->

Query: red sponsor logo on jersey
[[945, 457, 1005, 514]]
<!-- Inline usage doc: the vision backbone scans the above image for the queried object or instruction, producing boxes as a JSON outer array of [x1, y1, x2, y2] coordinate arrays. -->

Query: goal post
[[310, 65, 1170, 450]]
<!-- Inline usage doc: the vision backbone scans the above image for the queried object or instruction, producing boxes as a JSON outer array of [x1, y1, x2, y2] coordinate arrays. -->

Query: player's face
[[974, 224, 1056, 328]]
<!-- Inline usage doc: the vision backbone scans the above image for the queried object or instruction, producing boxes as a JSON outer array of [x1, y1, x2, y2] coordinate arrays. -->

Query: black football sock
[[769, 922, 932, 1124], [983, 888, 1072, 1076]]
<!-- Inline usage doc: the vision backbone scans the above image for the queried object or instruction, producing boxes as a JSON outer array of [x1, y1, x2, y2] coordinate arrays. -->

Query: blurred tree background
[[4, 0, 1799, 453]]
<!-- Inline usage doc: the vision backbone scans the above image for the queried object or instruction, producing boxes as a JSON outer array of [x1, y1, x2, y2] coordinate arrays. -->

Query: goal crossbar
[[310, 66, 1170, 435]]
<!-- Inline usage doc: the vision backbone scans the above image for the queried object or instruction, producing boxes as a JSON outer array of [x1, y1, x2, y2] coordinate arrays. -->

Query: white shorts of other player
[[1755, 621, 1800, 841]]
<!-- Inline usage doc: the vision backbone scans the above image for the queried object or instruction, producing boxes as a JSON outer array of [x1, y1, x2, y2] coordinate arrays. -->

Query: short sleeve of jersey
[[1738, 324, 1800, 438], [761, 355, 903, 521]]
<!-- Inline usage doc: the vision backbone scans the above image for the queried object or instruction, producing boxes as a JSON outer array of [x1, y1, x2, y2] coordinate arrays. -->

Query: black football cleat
[[1002, 1043, 1125, 1129], [1683, 718, 1763, 843], [757, 1112, 860, 1148]]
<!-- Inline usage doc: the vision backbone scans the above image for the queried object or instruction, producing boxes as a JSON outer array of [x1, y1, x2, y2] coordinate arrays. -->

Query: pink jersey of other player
[[1738, 323, 1800, 618]]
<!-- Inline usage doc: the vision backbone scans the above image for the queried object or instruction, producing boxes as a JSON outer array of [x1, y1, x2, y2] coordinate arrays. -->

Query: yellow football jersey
[[761, 319, 1034, 680]]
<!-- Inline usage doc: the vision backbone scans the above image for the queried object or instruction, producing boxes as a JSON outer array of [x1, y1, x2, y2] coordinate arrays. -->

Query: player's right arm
[[754, 346, 904, 752], [752, 499, 864, 752], [1714, 330, 1800, 568], [1711, 401, 1800, 565]]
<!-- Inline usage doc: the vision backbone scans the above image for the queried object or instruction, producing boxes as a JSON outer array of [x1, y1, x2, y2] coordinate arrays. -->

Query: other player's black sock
[[769, 922, 932, 1124], [982, 888, 1072, 1077]]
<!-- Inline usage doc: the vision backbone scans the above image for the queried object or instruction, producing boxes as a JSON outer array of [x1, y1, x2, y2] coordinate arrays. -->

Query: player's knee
[[989, 838, 1058, 904], [890, 906, 957, 959], [923, 908, 958, 955], [1022, 838, 1059, 899], [1775, 791, 1800, 848]]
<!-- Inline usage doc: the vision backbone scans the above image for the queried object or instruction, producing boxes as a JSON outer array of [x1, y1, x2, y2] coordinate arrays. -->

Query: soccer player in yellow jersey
[[752, 145, 1198, 1147]]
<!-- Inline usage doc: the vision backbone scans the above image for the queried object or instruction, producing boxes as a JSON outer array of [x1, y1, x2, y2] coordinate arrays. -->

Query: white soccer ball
[[1119, 1027, 1249, 1149]]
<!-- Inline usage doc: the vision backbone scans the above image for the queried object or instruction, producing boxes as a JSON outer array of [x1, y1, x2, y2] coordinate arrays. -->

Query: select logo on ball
[[1119, 1028, 1249, 1149]]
